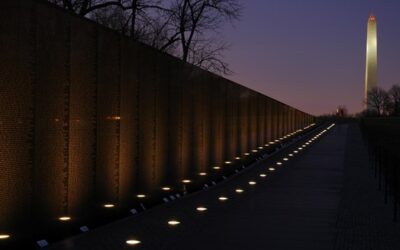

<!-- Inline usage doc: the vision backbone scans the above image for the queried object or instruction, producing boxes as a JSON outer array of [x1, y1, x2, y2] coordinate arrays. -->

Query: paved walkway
[[50, 123, 400, 250]]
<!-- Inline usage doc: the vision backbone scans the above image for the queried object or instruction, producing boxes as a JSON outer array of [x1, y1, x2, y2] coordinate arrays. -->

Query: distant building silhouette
[[336, 105, 348, 117]]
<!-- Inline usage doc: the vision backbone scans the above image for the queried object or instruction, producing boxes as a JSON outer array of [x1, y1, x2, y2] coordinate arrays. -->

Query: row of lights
[[0, 123, 321, 244], [86, 126, 325, 228], [56, 123, 322, 244], [125, 123, 329, 247]]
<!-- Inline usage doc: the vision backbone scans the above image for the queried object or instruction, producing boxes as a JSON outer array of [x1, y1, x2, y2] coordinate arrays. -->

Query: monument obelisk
[[364, 14, 377, 109]]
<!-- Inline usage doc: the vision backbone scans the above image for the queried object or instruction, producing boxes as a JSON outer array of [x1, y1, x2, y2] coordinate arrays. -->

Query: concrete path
[[50, 123, 400, 250]]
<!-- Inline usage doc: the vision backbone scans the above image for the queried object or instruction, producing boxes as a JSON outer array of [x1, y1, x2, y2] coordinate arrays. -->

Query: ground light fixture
[[0, 234, 10, 240], [199, 172, 207, 176], [126, 239, 141, 245], [288, 154, 293, 157], [268, 167, 276, 171], [182, 179, 191, 183], [219, 196, 228, 201], [213, 166, 221, 170], [224, 161, 232, 164], [168, 220, 180, 226], [103, 204, 115, 208], [276, 162, 283, 166], [196, 207, 208, 212], [136, 194, 146, 198], [283, 158, 289, 161], [235, 189, 244, 193], [162, 187, 171, 191], [58, 216, 71, 221], [244, 153, 250, 156], [259, 174, 267, 178], [235, 157, 241, 160], [249, 181, 257, 185]]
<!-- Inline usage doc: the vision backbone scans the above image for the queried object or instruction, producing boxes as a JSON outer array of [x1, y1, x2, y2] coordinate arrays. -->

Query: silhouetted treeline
[[364, 85, 400, 116], [47, 0, 243, 75]]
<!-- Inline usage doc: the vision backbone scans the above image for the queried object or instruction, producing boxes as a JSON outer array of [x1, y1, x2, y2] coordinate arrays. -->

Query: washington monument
[[364, 14, 378, 109]]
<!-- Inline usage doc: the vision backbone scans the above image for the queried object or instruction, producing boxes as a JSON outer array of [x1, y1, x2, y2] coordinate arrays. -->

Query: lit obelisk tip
[[364, 13, 378, 110]]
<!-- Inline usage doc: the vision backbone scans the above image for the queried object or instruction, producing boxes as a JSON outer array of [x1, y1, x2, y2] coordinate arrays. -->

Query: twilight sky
[[222, 0, 400, 115]]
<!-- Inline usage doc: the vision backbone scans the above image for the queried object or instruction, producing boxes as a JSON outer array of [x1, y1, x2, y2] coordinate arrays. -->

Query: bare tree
[[48, 0, 244, 75], [49, 0, 175, 48], [388, 85, 400, 116], [92, 5, 130, 33], [48, 0, 127, 16], [366, 87, 391, 116], [168, 0, 242, 74], [188, 39, 232, 74]]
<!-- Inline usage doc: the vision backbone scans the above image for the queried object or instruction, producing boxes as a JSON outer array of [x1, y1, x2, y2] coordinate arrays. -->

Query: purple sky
[[223, 0, 400, 115]]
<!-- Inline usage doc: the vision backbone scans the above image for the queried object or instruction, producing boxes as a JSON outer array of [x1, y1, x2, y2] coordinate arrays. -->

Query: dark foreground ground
[[49, 123, 400, 250]]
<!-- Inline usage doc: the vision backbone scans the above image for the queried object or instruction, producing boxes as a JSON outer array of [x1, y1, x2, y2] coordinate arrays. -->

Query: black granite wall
[[0, 0, 314, 244]]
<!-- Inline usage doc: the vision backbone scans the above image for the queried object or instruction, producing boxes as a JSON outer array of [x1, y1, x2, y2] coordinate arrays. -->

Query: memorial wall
[[0, 0, 314, 243]]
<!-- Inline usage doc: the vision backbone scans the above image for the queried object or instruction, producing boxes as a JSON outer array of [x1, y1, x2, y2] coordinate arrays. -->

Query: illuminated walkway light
[[136, 194, 146, 198], [168, 220, 180, 226], [0, 234, 10, 240], [219, 196, 228, 201], [235, 189, 244, 193], [294, 150, 298, 154], [268, 167, 276, 171], [252, 150, 258, 153], [182, 179, 191, 184], [259, 174, 267, 178], [58, 216, 71, 221], [162, 187, 171, 191], [235, 157, 241, 160], [283, 158, 289, 161], [288, 154, 293, 157], [126, 239, 141, 245], [103, 204, 115, 208], [224, 161, 232, 164], [199, 172, 207, 176], [196, 207, 208, 212], [276, 162, 282, 166], [244, 153, 250, 156], [249, 181, 257, 185], [213, 166, 221, 170]]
